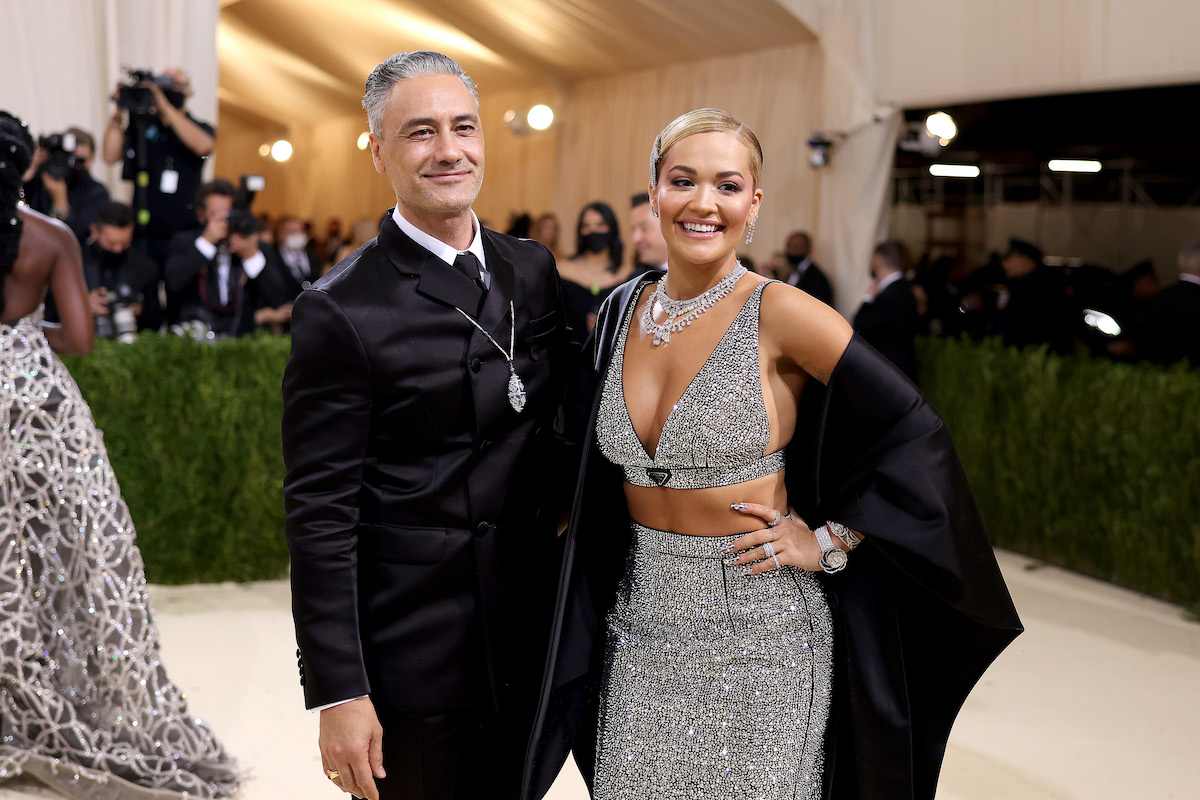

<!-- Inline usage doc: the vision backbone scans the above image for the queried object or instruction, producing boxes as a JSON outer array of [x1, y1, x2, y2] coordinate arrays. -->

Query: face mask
[[580, 231, 611, 254], [284, 233, 308, 251], [786, 253, 806, 267]]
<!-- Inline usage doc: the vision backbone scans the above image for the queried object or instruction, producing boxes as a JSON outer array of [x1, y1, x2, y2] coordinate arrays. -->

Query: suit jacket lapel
[[472, 232, 515, 358], [376, 211, 484, 312]]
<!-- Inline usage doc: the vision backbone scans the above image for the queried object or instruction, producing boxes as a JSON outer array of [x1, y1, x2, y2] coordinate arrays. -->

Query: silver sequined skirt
[[593, 522, 834, 800]]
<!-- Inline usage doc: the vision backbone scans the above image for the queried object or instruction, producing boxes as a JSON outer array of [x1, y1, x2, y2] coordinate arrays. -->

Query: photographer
[[102, 67, 214, 320], [165, 178, 290, 338], [21, 127, 110, 246], [80, 201, 163, 338]]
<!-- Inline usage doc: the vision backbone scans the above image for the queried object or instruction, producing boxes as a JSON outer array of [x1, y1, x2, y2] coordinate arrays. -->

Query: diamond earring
[[745, 218, 756, 245], [650, 206, 659, 218]]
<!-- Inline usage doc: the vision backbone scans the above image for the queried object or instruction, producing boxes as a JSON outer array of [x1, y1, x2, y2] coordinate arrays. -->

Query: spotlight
[[925, 112, 957, 145], [271, 140, 293, 162], [807, 133, 832, 169], [1083, 308, 1122, 337], [356, 132, 370, 151], [527, 104, 554, 131]]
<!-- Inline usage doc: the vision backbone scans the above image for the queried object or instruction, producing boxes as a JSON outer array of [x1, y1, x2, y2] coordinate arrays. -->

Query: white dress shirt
[[391, 208, 490, 289]]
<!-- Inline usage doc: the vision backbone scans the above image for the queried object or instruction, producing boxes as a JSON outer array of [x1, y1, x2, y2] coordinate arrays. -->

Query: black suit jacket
[[165, 230, 289, 336], [791, 261, 834, 306], [522, 274, 1021, 800], [853, 277, 919, 381], [1136, 278, 1200, 367], [282, 212, 572, 719], [275, 245, 322, 300]]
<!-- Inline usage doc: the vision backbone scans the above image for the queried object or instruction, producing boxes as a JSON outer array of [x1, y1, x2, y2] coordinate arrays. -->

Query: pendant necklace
[[454, 301, 527, 413], [642, 262, 747, 345]]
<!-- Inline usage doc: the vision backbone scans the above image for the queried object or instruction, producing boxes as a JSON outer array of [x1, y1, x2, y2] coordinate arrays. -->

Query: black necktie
[[453, 252, 485, 289]]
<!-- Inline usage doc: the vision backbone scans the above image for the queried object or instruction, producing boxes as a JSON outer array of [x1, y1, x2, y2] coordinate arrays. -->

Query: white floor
[[3, 550, 1199, 799]]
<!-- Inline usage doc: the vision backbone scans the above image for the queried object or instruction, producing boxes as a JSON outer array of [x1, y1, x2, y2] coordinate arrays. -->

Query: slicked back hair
[[363, 51, 478, 136]]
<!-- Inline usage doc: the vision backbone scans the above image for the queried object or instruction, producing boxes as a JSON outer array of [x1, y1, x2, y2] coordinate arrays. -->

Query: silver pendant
[[507, 371, 527, 413]]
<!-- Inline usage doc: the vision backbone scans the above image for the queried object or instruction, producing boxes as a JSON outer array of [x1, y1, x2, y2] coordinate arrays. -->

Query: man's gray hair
[[1178, 239, 1200, 274], [362, 51, 478, 136]]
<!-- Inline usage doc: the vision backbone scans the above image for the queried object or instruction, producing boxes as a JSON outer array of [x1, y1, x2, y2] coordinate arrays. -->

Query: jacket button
[[470, 357, 482, 373], [476, 521, 491, 537], [531, 344, 543, 361]]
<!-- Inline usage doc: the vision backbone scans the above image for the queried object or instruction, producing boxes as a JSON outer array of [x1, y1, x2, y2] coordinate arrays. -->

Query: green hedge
[[918, 337, 1200, 613], [59, 333, 1200, 609], [62, 334, 292, 585]]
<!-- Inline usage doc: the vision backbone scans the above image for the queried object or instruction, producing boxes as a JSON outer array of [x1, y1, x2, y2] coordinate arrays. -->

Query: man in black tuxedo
[[274, 214, 321, 298], [783, 230, 834, 306], [1137, 239, 1200, 367], [282, 51, 571, 800], [997, 237, 1075, 355], [164, 178, 291, 337], [853, 240, 919, 381]]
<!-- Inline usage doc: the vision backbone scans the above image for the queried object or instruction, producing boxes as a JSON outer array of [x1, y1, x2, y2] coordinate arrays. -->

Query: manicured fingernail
[[730, 503, 748, 511], [742, 565, 754, 576], [724, 555, 740, 566], [722, 542, 738, 553]]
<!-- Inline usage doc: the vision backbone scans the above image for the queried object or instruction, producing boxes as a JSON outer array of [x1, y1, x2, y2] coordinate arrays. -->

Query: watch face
[[821, 548, 849, 572]]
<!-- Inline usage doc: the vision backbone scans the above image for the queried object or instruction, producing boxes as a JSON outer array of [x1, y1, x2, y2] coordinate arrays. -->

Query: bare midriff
[[623, 469, 789, 536]]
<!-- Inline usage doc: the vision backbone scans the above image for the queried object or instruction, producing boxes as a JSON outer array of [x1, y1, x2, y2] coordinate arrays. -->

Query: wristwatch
[[814, 524, 849, 574]]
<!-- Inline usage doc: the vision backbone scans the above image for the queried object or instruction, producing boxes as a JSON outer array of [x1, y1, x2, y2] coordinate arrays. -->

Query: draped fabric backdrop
[[0, 0, 219, 201]]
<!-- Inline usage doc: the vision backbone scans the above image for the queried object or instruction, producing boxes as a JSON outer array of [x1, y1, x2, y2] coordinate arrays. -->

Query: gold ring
[[326, 769, 340, 780]]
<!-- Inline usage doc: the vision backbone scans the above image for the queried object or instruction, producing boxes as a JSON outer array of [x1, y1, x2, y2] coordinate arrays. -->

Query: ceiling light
[[271, 140, 293, 162], [925, 112, 957, 144], [1049, 159, 1101, 173], [356, 132, 370, 151], [527, 105, 554, 131], [929, 164, 980, 178], [258, 143, 271, 157]]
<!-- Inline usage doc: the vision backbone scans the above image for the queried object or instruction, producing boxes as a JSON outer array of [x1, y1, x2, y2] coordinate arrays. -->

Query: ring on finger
[[768, 509, 782, 528], [326, 769, 340, 780], [771, 554, 782, 569], [763, 541, 776, 558]]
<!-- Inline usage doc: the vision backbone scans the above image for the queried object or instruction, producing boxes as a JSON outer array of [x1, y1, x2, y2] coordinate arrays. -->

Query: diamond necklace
[[641, 263, 747, 346], [454, 301, 527, 412]]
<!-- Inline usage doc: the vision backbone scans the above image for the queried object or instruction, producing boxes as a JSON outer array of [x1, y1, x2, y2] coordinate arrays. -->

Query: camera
[[118, 67, 185, 116], [36, 132, 79, 180], [225, 174, 265, 239], [93, 283, 142, 344]]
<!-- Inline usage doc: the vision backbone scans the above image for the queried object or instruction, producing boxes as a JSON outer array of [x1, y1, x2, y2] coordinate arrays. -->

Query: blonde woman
[[525, 109, 1022, 800]]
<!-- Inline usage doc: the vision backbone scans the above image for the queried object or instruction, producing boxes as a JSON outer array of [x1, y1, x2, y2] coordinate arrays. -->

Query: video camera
[[118, 67, 185, 116], [225, 174, 265, 239], [36, 131, 79, 180]]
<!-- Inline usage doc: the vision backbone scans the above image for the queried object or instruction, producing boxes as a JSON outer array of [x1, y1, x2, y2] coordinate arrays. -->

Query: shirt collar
[[391, 207, 487, 274], [790, 255, 813, 280], [876, 271, 903, 293]]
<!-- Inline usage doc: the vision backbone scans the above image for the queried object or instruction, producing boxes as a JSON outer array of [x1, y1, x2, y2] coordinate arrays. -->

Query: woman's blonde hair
[[649, 108, 763, 191]]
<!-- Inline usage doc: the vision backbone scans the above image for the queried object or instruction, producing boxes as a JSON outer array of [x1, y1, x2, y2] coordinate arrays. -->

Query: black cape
[[522, 274, 1023, 800]]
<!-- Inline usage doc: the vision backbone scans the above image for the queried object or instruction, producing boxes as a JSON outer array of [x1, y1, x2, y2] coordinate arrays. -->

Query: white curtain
[[1, 0, 219, 195], [873, 0, 1200, 106]]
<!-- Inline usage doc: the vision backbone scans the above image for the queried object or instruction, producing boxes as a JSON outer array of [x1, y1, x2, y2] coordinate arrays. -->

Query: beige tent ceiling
[[217, 0, 817, 127]]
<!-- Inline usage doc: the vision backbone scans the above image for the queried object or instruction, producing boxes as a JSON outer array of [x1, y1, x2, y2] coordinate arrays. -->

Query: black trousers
[[372, 706, 525, 800]]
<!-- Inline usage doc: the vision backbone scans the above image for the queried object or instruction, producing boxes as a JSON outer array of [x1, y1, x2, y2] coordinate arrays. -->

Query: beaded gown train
[[0, 306, 238, 799]]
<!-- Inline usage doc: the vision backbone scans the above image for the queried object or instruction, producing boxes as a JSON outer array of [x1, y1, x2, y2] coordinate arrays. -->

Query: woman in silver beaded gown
[[0, 112, 238, 800], [523, 110, 1021, 800]]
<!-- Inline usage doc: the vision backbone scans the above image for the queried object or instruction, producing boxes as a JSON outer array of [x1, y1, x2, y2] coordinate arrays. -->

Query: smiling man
[[282, 51, 571, 800]]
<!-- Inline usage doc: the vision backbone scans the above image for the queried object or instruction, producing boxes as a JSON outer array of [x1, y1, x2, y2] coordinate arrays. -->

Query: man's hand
[[21, 147, 48, 184], [88, 288, 110, 317], [202, 214, 228, 246], [41, 171, 69, 212], [320, 697, 385, 800], [229, 231, 260, 261]]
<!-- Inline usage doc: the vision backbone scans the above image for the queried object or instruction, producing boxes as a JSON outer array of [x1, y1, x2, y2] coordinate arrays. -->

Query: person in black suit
[[282, 51, 571, 800], [783, 230, 834, 306], [164, 178, 291, 337], [997, 237, 1076, 355], [274, 214, 321, 297], [1136, 240, 1200, 367], [853, 240, 919, 381]]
